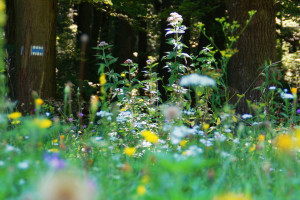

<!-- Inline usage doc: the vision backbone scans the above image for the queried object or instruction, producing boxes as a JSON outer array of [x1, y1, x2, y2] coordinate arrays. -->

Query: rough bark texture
[[225, 0, 276, 113], [13, 0, 57, 110]]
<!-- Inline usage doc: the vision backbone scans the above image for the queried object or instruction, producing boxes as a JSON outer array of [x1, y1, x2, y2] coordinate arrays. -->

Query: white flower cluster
[[170, 126, 195, 144], [179, 73, 216, 87], [167, 12, 183, 25]]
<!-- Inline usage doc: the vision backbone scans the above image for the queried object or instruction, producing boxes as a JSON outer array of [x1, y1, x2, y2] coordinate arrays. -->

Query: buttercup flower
[[8, 112, 22, 120], [124, 147, 136, 156], [141, 130, 159, 144]]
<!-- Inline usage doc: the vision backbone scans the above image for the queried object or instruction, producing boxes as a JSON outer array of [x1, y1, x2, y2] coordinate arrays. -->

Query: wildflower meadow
[[1, 1, 300, 200]]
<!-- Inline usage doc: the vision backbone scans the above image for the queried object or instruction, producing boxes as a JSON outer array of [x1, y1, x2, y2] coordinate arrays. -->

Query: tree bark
[[13, 0, 57, 111], [225, 0, 276, 113]]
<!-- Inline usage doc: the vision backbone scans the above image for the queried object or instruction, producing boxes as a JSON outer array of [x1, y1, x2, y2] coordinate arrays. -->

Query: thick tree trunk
[[225, 0, 276, 113], [13, 0, 57, 111]]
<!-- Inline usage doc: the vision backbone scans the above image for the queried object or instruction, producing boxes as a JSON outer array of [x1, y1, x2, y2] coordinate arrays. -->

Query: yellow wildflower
[[136, 185, 146, 196], [203, 123, 210, 131], [249, 144, 256, 152], [35, 98, 44, 106], [8, 112, 22, 120], [291, 87, 297, 95], [274, 133, 295, 151], [213, 192, 251, 200], [11, 120, 20, 125], [99, 74, 107, 85], [124, 147, 136, 157], [141, 130, 159, 143], [179, 140, 188, 147], [34, 119, 52, 128], [121, 73, 126, 77], [258, 135, 265, 142]]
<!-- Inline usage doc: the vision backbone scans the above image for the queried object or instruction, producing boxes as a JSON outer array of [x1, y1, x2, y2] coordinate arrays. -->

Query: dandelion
[[202, 123, 210, 131], [291, 87, 297, 95], [34, 119, 52, 128], [8, 112, 22, 120], [35, 98, 44, 106], [124, 147, 136, 157], [137, 185, 146, 196], [179, 73, 216, 87], [141, 130, 159, 144], [179, 140, 188, 147], [258, 135, 265, 142], [274, 133, 295, 151]]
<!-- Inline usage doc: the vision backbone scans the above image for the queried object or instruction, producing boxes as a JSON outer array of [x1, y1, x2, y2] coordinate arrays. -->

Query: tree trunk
[[76, 2, 93, 80], [157, 0, 172, 102], [13, 0, 57, 111], [225, 0, 276, 113], [5, 0, 16, 98], [137, 19, 148, 75], [113, 18, 136, 73]]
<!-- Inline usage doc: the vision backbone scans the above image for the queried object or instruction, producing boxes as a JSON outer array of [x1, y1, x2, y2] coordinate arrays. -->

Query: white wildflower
[[18, 161, 29, 170], [200, 138, 213, 147], [179, 73, 216, 87], [170, 126, 195, 145], [280, 93, 294, 99], [241, 114, 253, 119], [214, 132, 227, 142]]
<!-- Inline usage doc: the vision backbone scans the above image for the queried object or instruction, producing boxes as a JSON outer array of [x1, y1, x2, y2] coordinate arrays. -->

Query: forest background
[[4, 0, 300, 112]]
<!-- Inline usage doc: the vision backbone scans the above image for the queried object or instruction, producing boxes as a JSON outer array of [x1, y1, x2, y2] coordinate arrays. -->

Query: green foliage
[[2, 6, 300, 200]]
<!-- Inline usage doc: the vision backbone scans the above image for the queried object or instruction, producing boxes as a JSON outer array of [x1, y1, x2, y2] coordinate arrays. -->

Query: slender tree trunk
[[157, 0, 172, 102], [138, 19, 148, 73], [87, 6, 101, 82], [76, 2, 93, 80], [225, 0, 276, 113], [113, 18, 136, 73], [5, 0, 16, 98], [14, 0, 57, 111]]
